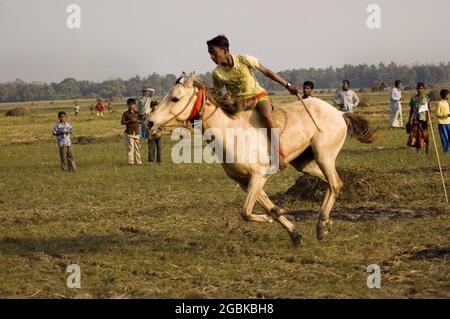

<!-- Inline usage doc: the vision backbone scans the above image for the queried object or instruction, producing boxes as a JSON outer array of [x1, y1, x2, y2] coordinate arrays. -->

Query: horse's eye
[[171, 97, 179, 103]]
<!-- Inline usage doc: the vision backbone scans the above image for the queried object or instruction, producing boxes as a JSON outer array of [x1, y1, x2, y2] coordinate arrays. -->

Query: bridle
[[151, 85, 206, 130], [188, 88, 206, 121]]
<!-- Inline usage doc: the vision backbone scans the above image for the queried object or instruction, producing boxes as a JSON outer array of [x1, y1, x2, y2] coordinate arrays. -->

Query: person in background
[[437, 89, 450, 153], [74, 103, 80, 116], [138, 88, 153, 115], [389, 80, 403, 129], [138, 88, 154, 138], [407, 82, 430, 153], [332, 80, 360, 113], [121, 98, 143, 165], [53, 111, 76, 172], [180, 120, 192, 141], [176, 71, 187, 85], [147, 100, 163, 164], [107, 101, 114, 113], [90, 103, 95, 115], [95, 100, 105, 118], [302, 81, 314, 99]]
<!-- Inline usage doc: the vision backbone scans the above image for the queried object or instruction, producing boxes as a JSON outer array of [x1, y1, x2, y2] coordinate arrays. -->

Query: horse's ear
[[184, 76, 194, 88]]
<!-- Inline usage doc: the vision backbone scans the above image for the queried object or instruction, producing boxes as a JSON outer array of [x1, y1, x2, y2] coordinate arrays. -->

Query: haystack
[[5, 107, 30, 117], [275, 168, 396, 207], [428, 89, 442, 102]]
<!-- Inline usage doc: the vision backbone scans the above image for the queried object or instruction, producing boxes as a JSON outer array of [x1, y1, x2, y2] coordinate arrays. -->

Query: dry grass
[[0, 94, 449, 299]]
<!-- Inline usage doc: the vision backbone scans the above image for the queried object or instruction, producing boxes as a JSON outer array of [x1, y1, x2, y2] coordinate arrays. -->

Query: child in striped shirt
[[53, 111, 77, 172]]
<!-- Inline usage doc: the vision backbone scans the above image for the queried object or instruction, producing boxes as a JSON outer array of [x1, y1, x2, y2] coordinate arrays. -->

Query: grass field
[[0, 91, 449, 298]]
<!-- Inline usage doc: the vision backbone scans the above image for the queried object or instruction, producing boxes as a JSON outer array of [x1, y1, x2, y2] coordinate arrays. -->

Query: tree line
[[1, 62, 449, 103]]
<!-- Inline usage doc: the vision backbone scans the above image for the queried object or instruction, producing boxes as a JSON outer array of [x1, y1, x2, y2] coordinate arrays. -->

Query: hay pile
[[75, 136, 96, 145], [277, 168, 396, 207], [358, 100, 369, 108], [428, 90, 442, 102], [5, 107, 30, 117], [74, 133, 123, 145]]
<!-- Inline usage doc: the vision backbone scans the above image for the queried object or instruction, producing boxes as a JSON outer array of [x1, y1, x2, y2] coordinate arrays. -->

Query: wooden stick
[[427, 110, 449, 203], [296, 93, 322, 132]]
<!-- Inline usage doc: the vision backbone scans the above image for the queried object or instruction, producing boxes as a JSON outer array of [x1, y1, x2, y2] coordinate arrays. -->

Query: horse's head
[[147, 76, 205, 134]]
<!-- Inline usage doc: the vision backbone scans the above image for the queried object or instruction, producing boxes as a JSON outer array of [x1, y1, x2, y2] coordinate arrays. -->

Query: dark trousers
[[59, 146, 76, 172], [148, 137, 162, 163]]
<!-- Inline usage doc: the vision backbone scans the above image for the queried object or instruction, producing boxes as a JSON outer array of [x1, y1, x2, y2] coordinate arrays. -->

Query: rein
[[154, 87, 198, 129]]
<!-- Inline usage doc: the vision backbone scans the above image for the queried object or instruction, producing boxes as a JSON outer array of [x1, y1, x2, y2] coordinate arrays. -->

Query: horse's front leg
[[240, 176, 274, 223], [240, 176, 303, 247]]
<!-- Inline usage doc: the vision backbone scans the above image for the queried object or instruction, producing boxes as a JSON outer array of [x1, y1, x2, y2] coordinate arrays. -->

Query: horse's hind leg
[[314, 159, 343, 240], [257, 190, 287, 215], [290, 152, 332, 215]]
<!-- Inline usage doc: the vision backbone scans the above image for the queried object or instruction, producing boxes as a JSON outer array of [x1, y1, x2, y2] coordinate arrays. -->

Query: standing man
[[332, 80, 360, 113], [176, 71, 187, 85], [389, 80, 403, 129], [138, 88, 154, 138], [147, 101, 163, 164], [138, 88, 154, 115], [121, 98, 143, 165]]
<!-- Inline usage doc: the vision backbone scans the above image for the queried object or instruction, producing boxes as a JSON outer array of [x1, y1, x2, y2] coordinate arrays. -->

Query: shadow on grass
[[286, 207, 447, 222], [409, 247, 450, 261], [0, 232, 180, 257]]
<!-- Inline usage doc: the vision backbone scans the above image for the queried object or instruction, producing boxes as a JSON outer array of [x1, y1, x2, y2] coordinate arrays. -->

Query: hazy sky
[[1, 0, 449, 83]]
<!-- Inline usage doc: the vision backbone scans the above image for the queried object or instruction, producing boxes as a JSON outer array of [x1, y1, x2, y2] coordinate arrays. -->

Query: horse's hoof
[[270, 207, 281, 219], [290, 231, 304, 247], [316, 219, 333, 241], [279, 207, 287, 215]]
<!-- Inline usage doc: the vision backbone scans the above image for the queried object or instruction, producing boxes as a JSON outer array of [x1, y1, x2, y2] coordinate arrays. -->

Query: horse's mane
[[189, 76, 239, 118]]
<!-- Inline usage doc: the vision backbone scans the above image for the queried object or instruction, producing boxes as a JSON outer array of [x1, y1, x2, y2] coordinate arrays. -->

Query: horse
[[147, 76, 376, 246]]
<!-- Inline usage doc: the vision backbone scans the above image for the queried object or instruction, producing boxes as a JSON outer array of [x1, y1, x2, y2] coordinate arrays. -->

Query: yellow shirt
[[212, 54, 265, 99], [436, 100, 450, 125]]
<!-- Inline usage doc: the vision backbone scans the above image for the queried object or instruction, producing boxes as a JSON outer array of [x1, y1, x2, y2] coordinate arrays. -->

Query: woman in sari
[[407, 82, 430, 153]]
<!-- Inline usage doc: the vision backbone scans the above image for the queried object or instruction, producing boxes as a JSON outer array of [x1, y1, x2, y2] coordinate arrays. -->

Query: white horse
[[148, 77, 376, 246]]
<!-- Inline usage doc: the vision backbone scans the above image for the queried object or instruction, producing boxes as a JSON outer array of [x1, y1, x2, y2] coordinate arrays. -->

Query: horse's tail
[[343, 113, 379, 144]]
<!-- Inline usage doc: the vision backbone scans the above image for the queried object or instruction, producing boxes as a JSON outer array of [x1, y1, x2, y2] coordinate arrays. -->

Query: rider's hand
[[287, 85, 300, 96]]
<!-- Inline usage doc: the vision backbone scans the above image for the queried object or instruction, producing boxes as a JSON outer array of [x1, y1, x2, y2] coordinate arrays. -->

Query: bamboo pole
[[427, 109, 449, 203]]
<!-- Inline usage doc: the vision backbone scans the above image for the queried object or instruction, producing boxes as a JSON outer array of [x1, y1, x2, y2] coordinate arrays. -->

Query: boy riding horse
[[207, 35, 299, 171]]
